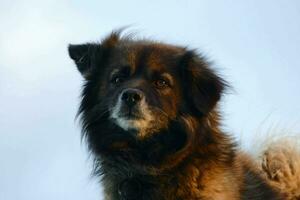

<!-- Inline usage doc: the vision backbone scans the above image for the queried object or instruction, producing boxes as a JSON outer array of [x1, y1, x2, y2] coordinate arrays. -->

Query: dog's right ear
[[68, 32, 121, 78], [68, 43, 98, 78]]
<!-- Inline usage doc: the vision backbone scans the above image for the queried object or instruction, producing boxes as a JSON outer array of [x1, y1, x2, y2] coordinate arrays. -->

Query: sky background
[[1, 0, 300, 199]]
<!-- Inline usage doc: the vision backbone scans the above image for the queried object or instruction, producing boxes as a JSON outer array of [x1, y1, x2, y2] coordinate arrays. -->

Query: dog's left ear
[[181, 51, 227, 116]]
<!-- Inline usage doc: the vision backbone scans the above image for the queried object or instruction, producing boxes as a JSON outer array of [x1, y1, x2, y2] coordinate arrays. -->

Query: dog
[[68, 31, 300, 200]]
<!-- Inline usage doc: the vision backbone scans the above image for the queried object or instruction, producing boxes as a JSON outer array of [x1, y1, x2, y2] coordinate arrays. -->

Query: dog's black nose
[[121, 89, 143, 107]]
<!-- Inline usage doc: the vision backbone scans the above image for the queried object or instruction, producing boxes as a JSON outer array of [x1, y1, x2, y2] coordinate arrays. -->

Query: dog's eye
[[111, 76, 125, 84], [154, 79, 169, 88]]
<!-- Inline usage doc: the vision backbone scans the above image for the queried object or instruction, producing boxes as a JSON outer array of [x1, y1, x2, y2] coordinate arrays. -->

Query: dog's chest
[[102, 164, 242, 200], [102, 172, 179, 200]]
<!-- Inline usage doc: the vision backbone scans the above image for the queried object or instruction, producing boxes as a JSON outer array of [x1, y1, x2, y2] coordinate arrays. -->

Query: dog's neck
[[98, 115, 237, 200]]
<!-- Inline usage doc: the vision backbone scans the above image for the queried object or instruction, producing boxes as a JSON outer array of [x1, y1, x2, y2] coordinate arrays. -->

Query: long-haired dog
[[68, 31, 300, 200]]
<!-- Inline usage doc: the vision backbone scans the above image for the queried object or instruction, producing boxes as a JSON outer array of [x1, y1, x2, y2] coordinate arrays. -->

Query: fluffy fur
[[68, 31, 300, 200], [260, 137, 300, 199]]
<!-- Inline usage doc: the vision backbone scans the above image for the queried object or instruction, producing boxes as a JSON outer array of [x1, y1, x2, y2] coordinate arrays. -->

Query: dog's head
[[68, 32, 227, 170]]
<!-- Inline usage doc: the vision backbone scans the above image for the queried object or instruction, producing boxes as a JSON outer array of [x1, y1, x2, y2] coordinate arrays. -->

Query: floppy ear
[[181, 51, 227, 116], [68, 43, 98, 78]]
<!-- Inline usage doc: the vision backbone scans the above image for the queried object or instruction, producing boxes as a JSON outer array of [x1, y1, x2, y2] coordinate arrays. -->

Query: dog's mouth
[[110, 98, 154, 133], [118, 109, 144, 120], [109, 89, 171, 138]]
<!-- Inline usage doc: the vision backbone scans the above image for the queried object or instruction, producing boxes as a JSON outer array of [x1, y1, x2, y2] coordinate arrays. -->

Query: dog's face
[[69, 32, 226, 167], [101, 43, 183, 137]]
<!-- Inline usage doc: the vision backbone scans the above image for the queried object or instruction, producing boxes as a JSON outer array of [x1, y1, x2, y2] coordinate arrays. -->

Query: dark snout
[[121, 88, 144, 108], [118, 88, 145, 119]]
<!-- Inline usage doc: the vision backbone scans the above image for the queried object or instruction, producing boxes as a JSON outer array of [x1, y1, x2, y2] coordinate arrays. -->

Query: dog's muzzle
[[121, 88, 144, 109], [110, 88, 154, 132]]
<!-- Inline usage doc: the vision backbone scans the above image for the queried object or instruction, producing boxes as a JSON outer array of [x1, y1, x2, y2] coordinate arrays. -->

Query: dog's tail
[[259, 137, 300, 199]]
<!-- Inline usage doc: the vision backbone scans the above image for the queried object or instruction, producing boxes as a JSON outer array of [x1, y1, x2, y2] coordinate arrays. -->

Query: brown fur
[[68, 31, 300, 200], [261, 139, 300, 199]]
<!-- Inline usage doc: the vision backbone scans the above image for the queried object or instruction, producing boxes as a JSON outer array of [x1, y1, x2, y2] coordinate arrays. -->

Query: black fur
[[68, 31, 283, 200]]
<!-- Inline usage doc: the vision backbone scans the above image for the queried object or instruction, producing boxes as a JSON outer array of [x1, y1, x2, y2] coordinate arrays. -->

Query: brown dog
[[68, 31, 300, 200]]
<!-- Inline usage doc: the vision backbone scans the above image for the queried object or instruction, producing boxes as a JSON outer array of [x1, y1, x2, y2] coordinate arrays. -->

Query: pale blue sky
[[1, 0, 300, 199]]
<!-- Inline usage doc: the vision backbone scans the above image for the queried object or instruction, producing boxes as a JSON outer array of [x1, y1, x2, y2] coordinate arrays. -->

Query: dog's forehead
[[111, 42, 184, 73]]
